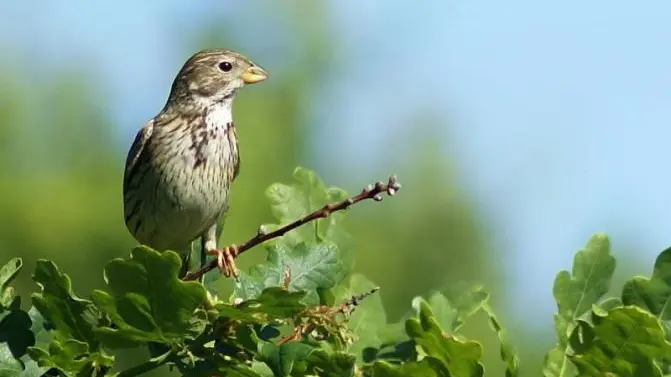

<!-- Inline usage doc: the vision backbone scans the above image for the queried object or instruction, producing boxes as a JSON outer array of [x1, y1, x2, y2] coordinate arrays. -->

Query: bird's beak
[[240, 66, 268, 84]]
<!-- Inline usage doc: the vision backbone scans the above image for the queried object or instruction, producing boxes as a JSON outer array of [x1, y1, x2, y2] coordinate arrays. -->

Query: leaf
[[31, 260, 100, 348], [0, 306, 49, 377], [598, 297, 623, 312], [258, 342, 315, 377], [264, 167, 355, 269], [370, 358, 449, 377], [234, 242, 346, 305], [422, 282, 489, 333], [332, 274, 385, 362], [379, 282, 490, 351], [622, 247, 671, 321], [28, 338, 113, 377], [569, 306, 671, 377], [218, 287, 307, 322], [482, 304, 519, 377], [405, 298, 484, 377], [301, 349, 356, 377], [0, 303, 34, 359], [0, 258, 22, 309], [91, 246, 207, 348], [259, 342, 356, 377], [0, 351, 45, 377], [544, 233, 615, 377], [0, 259, 50, 377]]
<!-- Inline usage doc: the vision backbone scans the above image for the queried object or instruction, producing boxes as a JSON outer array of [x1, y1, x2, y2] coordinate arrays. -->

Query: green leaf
[[0, 305, 50, 377], [423, 282, 489, 333], [300, 349, 356, 377], [91, 246, 207, 348], [482, 304, 519, 377], [235, 242, 346, 305], [259, 342, 356, 377], [0, 351, 45, 377], [258, 342, 315, 377], [622, 247, 671, 321], [0, 258, 22, 309], [264, 167, 355, 269], [406, 298, 484, 377], [598, 297, 623, 312], [28, 338, 113, 377], [544, 233, 616, 377], [333, 274, 385, 362], [0, 302, 34, 359], [218, 287, 307, 322], [570, 306, 671, 377], [0, 259, 50, 377], [31, 260, 99, 348], [370, 358, 450, 377]]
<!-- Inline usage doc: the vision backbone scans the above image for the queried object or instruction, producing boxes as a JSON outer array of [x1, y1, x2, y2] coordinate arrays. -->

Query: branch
[[182, 175, 401, 281], [276, 286, 380, 345]]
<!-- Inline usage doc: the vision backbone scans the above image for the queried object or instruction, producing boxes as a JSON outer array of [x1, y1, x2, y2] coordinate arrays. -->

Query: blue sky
[[2, 1, 671, 330]]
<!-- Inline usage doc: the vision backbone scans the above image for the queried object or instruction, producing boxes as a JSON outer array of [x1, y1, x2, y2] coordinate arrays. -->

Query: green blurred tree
[[0, 2, 496, 375]]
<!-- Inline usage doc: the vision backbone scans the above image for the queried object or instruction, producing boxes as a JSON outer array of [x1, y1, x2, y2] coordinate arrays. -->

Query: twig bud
[[373, 194, 383, 202]]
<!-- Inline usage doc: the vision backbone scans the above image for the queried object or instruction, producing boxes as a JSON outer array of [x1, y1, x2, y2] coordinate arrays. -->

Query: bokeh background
[[2, 1, 671, 375]]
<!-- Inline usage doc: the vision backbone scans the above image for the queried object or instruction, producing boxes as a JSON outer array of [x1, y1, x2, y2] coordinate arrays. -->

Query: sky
[[2, 0, 671, 331]]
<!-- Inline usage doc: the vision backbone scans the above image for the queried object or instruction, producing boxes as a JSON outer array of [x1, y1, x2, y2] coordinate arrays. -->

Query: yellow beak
[[240, 66, 268, 84]]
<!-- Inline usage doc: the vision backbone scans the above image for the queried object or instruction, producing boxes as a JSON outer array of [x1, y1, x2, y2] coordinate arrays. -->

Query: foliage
[[0, 168, 670, 376]]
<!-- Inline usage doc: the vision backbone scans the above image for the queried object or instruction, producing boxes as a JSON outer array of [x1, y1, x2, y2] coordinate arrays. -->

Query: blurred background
[[2, 0, 671, 375]]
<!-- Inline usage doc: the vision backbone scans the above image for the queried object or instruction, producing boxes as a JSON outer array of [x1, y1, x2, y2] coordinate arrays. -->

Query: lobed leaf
[[0, 260, 49, 377], [91, 246, 207, 348], [405, 298, 484, 377], [544, 233, 615, 377], [234, 242, 346, 305], [218, 287, 307, 322], [258, 342, 315, 377], [0, 258, 22, 309], [482, 304, 519, 377], [27, 338, 112, 376], [422, 282, 489, 333], [370, 358, 449, 377], [31, 260, 100, 348], [263, 167, 355, 270], [621, 247, 671, 322], [569, 306, 671, 377]]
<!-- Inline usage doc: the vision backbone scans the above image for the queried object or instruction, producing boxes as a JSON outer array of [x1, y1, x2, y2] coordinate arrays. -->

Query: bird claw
[[207, 245, 239, 279]]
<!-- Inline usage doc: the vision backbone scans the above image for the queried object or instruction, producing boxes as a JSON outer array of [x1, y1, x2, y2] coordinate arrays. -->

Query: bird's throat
[[204, 99, 234, 131]]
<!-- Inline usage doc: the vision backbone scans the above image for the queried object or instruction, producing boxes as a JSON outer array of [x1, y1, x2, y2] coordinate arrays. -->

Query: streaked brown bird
[[122, 48, 268, 279]]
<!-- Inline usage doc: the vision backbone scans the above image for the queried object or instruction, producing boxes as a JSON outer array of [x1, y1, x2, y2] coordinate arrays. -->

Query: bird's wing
[[123, 119, 154, 192]]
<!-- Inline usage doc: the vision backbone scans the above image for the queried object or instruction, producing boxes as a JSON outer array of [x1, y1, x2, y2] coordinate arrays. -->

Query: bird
[[122, 48, 268, 279]]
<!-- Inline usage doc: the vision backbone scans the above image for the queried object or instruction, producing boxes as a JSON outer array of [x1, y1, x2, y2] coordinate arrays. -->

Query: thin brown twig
[[182, 175, 401, 281], [276, 286, 380, 345]]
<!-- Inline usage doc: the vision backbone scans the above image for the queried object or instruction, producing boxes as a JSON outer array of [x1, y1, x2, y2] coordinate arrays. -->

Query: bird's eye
[[218, 61, 233, 72]]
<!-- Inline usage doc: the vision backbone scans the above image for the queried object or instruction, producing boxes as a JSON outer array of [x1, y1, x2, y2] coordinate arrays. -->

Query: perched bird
[[122, 49, 268, 279]]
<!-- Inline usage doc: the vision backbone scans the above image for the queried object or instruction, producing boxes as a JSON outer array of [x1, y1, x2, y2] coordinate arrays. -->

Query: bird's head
[[168, 49, 268, 106]]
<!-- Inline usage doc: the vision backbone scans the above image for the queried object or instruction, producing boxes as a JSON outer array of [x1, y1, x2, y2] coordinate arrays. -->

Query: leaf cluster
[[0, 168, 670, 377]]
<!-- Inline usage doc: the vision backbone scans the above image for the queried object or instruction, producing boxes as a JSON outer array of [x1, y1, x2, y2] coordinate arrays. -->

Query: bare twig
[[182, 175, 401, 281]]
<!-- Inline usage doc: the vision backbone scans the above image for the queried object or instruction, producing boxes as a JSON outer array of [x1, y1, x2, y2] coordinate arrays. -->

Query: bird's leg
[[202, 224, 240, 279], [206, 245, 240, 278]]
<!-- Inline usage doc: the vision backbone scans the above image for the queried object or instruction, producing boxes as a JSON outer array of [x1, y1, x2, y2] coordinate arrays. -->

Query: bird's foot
[[207, 245, 239, 278]]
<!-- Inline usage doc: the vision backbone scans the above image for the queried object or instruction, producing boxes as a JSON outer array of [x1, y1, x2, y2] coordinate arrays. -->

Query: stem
[[182, 175, 401, 281]]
